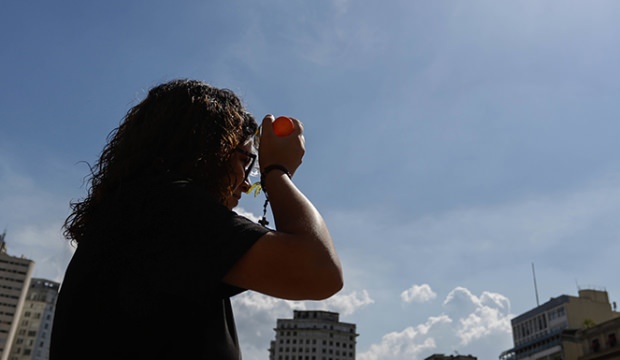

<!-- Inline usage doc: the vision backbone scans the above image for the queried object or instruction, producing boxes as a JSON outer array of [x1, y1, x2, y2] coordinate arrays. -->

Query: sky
[[2, 0, 620, 359]]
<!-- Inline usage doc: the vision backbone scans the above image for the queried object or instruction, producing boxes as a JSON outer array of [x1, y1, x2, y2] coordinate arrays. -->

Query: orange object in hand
[[273, 116, 295, 136]]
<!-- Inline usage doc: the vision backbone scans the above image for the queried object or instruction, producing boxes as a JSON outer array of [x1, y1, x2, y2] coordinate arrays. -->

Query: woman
[[50, 79, 343, 359]]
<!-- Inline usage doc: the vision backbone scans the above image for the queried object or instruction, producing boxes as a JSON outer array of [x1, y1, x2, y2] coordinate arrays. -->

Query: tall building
[[268, 310, 358, 360], [499, 289, 620, 360], [8, 278, 60, 360], [0, 233, 35, 360]]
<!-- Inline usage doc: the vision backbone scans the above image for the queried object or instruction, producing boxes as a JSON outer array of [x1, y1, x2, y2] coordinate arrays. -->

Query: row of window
[[0, 259, 31, 267], [279, 339, 353, 348], [279, 325, 355, 333], [29, 293, 52, 302], [0, 268, 29, 276], [0, 284, 23, 291], [514, 306, 567, 344], [590, 333, 617, 353], [23, 311, 42, 319], [275, 348, 354, 357], [548, 306, 566, 321], [514, 313, 548, 341], [0, 293, 20, 300], [17, 329, 37, 337]]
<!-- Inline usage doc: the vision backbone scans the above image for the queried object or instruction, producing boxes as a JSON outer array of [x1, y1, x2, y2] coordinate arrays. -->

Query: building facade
[[269, 310, 358, 360], [8, 279, 59, 360], [500, 289, 620, 360], [561, 315, 620, 359], [0, 234, 35, 360]]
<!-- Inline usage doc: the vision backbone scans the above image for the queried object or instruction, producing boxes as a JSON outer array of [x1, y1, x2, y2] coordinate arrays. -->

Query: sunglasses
[[235, 148, 260, 182]]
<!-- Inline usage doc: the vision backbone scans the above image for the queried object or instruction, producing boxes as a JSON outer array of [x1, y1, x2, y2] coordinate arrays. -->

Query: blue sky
[[2, 1, 620, 359]]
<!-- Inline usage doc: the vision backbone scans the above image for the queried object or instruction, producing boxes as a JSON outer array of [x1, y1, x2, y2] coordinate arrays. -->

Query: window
[[608, 333, 617, 347], [591, 338, 601, 353]]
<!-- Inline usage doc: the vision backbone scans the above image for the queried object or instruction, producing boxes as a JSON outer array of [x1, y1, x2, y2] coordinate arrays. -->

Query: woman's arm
[[223, 115, 343, 300]]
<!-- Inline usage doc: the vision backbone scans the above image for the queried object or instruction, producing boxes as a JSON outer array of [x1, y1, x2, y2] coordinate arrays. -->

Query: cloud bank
[[232, 284, 512, 360], [359, 285, 513, 360]]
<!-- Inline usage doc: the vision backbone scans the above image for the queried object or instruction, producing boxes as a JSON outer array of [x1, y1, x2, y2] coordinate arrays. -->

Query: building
[[268, 310, 358, 360], [561, 315, 620, 359], [0, 233, 35, 360], [8, 278, 60, 360], [425, 354, 477, 360], [499, 289, 620, 360]]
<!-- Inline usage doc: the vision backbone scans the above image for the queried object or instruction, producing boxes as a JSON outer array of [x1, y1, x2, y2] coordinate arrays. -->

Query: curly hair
[[64, 79, 258, 244]]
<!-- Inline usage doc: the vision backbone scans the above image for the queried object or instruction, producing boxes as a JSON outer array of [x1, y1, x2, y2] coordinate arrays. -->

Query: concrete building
[[268, 310, 358, 360], [560, 315, 620, 359], [499, 289, 620, 360], [8, 278, 60, 360], [0, 233, 35, 360]]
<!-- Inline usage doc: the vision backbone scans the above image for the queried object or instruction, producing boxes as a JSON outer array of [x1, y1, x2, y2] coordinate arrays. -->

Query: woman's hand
[[258, 114, 305, 177]]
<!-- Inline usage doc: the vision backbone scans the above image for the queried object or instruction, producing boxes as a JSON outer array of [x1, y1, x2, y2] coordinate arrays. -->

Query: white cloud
[[401, 284, 437, 303], [457, 305, 512, 346], [358, 315, 451, 360], [358, 286, 513, 360], [443, 287, 512, 346], [443, 287, 511, 314], [321, 289, 374, 316]]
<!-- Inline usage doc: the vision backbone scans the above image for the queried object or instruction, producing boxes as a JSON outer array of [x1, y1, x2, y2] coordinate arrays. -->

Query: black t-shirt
[[50, 178, 269, 359]]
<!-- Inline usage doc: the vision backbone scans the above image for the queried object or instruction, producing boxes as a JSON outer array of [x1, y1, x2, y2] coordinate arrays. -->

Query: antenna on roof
[[532, 263, 540, 307]]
